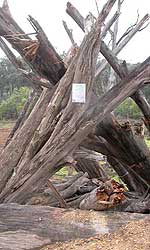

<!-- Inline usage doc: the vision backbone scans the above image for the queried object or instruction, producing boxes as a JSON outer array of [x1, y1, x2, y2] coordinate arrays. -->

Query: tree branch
[[101, 11, 120, 38], [66, 2, 149, 79], [62, 20, 76, 46]]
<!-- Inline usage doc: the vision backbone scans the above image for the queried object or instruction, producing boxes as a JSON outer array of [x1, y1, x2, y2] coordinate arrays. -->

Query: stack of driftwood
[[0, 0, 150, 248], [0, 0, 149, 214], [28, 172, 126, 211]]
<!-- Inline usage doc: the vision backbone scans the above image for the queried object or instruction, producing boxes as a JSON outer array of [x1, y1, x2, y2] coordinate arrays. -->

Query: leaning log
[[0, 2, 66, 83], [0, 88, 54, 193], [96, 115, 150, 190]]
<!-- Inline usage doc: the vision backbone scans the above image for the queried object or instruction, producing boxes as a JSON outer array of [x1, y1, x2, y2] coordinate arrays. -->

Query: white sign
[[72, 83, 86, 103]]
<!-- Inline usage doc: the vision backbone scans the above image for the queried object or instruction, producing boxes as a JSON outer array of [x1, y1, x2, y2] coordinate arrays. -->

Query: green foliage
[[115, 98, 141, 119], [54, 166, 77, 179], [0, 57, 28, 100], [143, 85, 150, 103], [0, 120, 15, 128], [0, 87, 30, 120], [145, 137, 150, 148], [54, 167, 68, 179]]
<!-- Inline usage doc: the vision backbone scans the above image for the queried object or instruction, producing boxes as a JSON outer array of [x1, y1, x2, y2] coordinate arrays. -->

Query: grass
[[145, 137, 150, 148], [0, 120, 15, 128], [54, 167, 68, 179], [53, 166, 77, 179]]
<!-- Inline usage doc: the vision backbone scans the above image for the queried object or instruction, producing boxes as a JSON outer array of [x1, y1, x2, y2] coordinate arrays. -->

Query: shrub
[[0, 87, 30, 120], [115, 98, 141, 119]]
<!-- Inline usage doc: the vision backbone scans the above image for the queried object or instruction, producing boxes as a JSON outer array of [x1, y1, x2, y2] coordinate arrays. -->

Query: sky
[[0, 0, 149, 63]]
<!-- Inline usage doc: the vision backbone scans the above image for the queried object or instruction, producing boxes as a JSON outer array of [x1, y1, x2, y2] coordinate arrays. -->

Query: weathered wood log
[[45, 172, 84, 193], [0, 0, 69, 194], [0, 231, 51, 250], [27, 172, 126, 212], [0, 88, 54, 193], [51, 173, 89, 200], [110, 194, 150, 213], [28, 172, 91, 206], [82, 118, 150, 194], [66, 193, 88, 208], [74, 148, 108, 179], [66, 0, 150, 127], [96, 115, 150, 189], [81, 19, 150, 194], [0, 2, 66, 83], [124, 196, 150, 213], [75, 158, 108, 180], [107, 156, 143, 193], [1, 203, 149, 249], [0, 203, 103, 249], [15, 0, 117, 164], [0, 56, 78, 201], [63, 20, 76, 46], [0, 37, 44, 92]]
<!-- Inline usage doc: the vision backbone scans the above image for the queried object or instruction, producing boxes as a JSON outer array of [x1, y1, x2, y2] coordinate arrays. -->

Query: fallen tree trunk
[[1, 203, 150, 250], [75, 158, 107, 180], [0, 203, 100, 250]]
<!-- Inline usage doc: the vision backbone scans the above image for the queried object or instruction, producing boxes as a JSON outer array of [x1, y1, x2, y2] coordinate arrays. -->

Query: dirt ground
[[0, 121, 14, 150], [42, 218, 150, 250], [0, 128, 12, 149]]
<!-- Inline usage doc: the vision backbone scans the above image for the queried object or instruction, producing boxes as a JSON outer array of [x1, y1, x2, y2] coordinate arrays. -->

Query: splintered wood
[[28, 173, 126, 211], [79, 178, 126, 210], [8, 37, 40, 61]]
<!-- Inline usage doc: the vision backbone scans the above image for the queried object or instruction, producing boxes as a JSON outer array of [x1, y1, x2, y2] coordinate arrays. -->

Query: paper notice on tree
[[72, 83, 86, 103]]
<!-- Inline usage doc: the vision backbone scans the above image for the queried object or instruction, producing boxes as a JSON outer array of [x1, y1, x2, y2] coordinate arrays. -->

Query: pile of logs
[[0, 0, 149, 214], [28, 172, 126, 211]]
